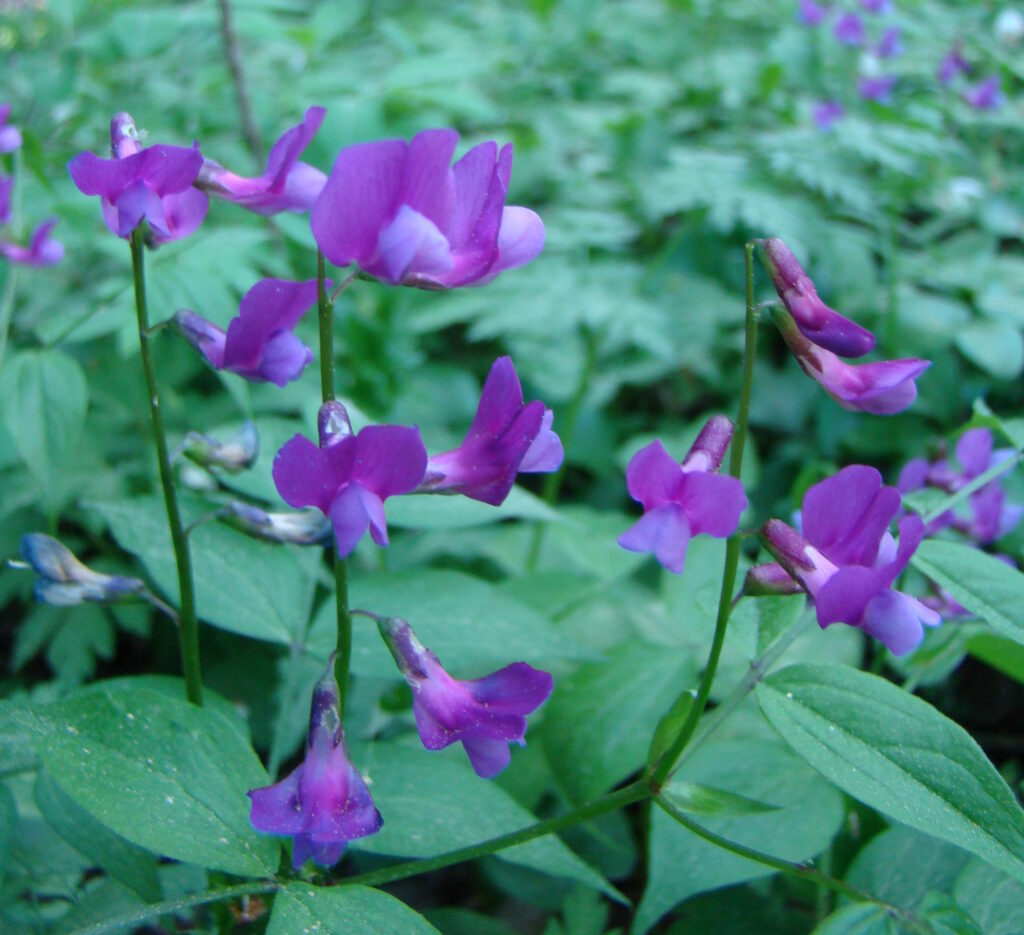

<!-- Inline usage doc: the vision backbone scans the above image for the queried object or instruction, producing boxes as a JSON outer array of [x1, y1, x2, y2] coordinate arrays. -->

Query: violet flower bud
[[248, 657, 382, 868], [311, 129, 545, 288], [744, 562, 805, 596], [376, 616, 553, 778], [17, 534, 148, 607], [618, 416, 748, 574], [759, 238, 875, 357], [222, 502, 333, 546], [179, 422, 259, 474]]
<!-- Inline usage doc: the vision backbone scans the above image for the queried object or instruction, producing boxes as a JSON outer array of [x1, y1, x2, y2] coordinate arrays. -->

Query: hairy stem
[[130, 230, 203, 706], [217, 0, 262, 160]]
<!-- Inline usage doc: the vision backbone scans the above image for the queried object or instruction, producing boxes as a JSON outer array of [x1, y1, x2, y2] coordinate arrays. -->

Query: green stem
[[0, 263, 18, 368], [342, 779, 649, 888], [525, 327, 599, 571], [130, 230, 203, 706], [649, 241, 759, 789], [316, 250, 352, 714], [883, 215, 899, 356], [217, 0, 262, 160], [921, 451, 1021, 525]]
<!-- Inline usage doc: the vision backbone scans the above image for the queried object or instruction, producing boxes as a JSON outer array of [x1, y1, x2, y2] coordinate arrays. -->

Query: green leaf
[[307, 568, 587, 676], [758, 664, 1024, 885], [811, 904, 899, 935], [0, 781, 14, 883], [541, 641, 697, 803], [267, 883, 441, 935], [965, 633, 1024, 684], [22, 680, 279, 876], [385, 486, 562, 529], [953, 859, 1024, 935], [955, 321, 1024, 380], [352, 741, 618, 900], [660, 781, 782, 818], [647, 689, 695, 771], [89, 497, 315, 645], [636, 736, 844, 933], [912, 540, 1024, 647]]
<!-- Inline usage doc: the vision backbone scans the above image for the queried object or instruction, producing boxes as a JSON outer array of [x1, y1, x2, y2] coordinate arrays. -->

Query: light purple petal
[[249, 330, 314, 386], [356, 484, 389, 547], [399, 128, 458, 230], [814, 564, 884, 629], [481, 206, 545, 281], [464, 662, 554, 715], [148, 187, 208, 243], [519, 409, 564, 473], [826, 356, 930, 415], [859, 590, 939, 655], [461, 735, 513, 779], [351, 424, 427, 499], [679, 472, 747, 538], [222, 278, 320, 371], [374, 204, 453, 284], [897, 458, 929, 494], [248, 767, 305, 835], [834, 12, 865, 45], [624, 439, 684, 509], [956, 428, 993, 479], [328, 484, 371, 558], [618, 503, 692, 574]]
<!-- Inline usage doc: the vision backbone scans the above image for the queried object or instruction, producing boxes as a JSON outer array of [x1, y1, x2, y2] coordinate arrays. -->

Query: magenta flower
[[834, 12, 865, 45], [197, 106, 327, 215], [964, 76, 1003, 111], [759, 238, 874, 357], [798, 0, 828, 26], [938, 46, 971, 84], [0, 104, 21, 154], [877, 27, 904, 58], [0, 218, 63, 266], [761, 466, 941, 654], [859, 75, 898, 103], [813, 101, 846, 131], [68, 112, 208, 244], [174, 277, 321, 386], [248, 657, 381, 868], [376, 616, 553, 778], [311, 128, 544, 288], [417, 356, 562, 505], [771, 305, 929, 414], [273, 402, 427, 558], [618, 416, 747, 574]]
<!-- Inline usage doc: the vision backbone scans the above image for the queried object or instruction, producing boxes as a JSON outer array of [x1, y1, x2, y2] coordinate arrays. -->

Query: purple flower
[[418, 356, 562, 505], [174, 277, 321, 386], [964, 76, 1004, 111], [759, 238, 875, 357], [938, 46, 971, 84], [376, 616, 553, 778], [20, 534, 147, 607], [197, 106, 327, 215], [618, 416, 748, 574], [813, 101, 846, 131], [272, 402, 427, 558], [877, 27, 904, 58], [248, 658, 381, 868], [311, 128, 545, 288], [67, 112, 208, 244], [0, 104, 22, 154], [859, 75, 898, 103], [771, 305, 929, 414], [798, 0, 829, 26], [760, 466, 941, 654], [859, 0, 891, 12], [0, 175, 11, 225], [834, 12, 865, 45], [0, 218, 63, 266]]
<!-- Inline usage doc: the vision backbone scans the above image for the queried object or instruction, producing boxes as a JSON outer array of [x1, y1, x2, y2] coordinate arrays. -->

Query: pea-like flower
[[248, 657, 381, 868], [68, 112, 208, 244], [859, 75, 898, 103], [376, 616, 553, 778], [418, 356, 562, 505], [1, 218, 64, 266], [222, 502, 333, 546], [311, 128, 544, 288], [834, 12, 865, 45], [813, 101, 845, 132], [963, 76, 1003, 111], [174, 277, 322, 387], [760, 466, 941, 655], [798, 0, 828, 26], [618, 416, 748, 574], [0, 104, 22, 153], [876, 26, 903, 58], [197, 106, 327, 215], [938, 46, 971, 84], [18, 534, 148, 607], [273, 402, 427, 558]]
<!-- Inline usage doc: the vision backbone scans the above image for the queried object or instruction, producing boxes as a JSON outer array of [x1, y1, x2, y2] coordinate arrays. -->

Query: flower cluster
[[0, 104, 63, 266], [759, 238, 929, 414]]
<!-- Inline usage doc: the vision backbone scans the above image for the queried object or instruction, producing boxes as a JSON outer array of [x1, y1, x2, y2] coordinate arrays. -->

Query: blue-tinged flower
[[248, 658, 381, 868], [376, 616, 553, 778], [0, 176, 11, 225], [859, 0, 892, 13], [0, 218, 63, 266], [618, 416, 747, 574], [964, 76, 1003, 110], [938, 45, 971, 84], [834, 12, 865, 45], [0, 104, 22, 153], [18, 534, 147, 606], [813, 100, 845, 131], [418, 356, 562, 505], [876, 26, 903, 58], [798, 0, 828, 26], [859, 74, 898, 103]]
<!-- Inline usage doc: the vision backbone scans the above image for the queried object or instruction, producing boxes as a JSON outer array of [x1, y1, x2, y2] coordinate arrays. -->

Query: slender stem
[[883, 215, 899, 357], [0, 263, 18, 368], [130, 230, 203, 707], [649, 242, 759, 789], [217, 0, 262, 161], [921, 451, 1021, 525], [63, 882, 278, 935], [316, 250, 353, 714], [342, 779, 649, 889], [525, 327, 599, 571]]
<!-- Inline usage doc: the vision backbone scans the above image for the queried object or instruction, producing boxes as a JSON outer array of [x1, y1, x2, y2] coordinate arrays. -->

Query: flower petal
[[482, 206, 545, 280], [399, 128, 458, 230], [273, 434, 354, 514], [222, 278, 320, 372], [461, 735, 513, 779], [328, 484, 372, 558], [351, 424, 427, 499], [464, 662, 553, 716], [248, 767, 305, 835], [624, 440, 684, 509], [618, 503, 692, 574], [374, 204, 453, 284], [678, 472, 747, 538]]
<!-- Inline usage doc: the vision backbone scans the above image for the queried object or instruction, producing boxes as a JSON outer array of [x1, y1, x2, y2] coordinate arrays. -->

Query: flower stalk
[[129, 229, 203, 706]]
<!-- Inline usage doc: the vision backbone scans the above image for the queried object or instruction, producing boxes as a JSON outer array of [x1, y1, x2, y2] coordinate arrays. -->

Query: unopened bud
[[18, 534, 148, 607], [180, 422, 259, 474], [110, 112, 142, 159], [318, 401, 353, 448], [222, 501, 332, 545]]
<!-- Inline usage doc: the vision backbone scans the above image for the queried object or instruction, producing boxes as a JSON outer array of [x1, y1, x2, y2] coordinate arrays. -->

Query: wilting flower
[[222, 501, 333, 545], [67, 112, 208, 243], [311, 128, 544, 288], [0, 104, 22, 153], [758, 238, 874, 357], [376, 615, 553, 778], [174, 277, 322, 387], [760, 466, 941, 654], [0, 218, 63, 266], [417, 356, 562, 505], [273, 402, 427, 558], [813, 101, 846, 131], [618, 416, 747, 574], [197, 106, 327, 215], [963, 76, 1004, 111], [835, 12, 865, 45], [877, 27, 904, 58], [798, 0, 828, 26], [248, 657, 381, 868], [938, 46, 971, 84], [177, 422, 259, 473], [17, 534, 148, 607], [859, 75, 898, 103], [771, 305, 929, 414]]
